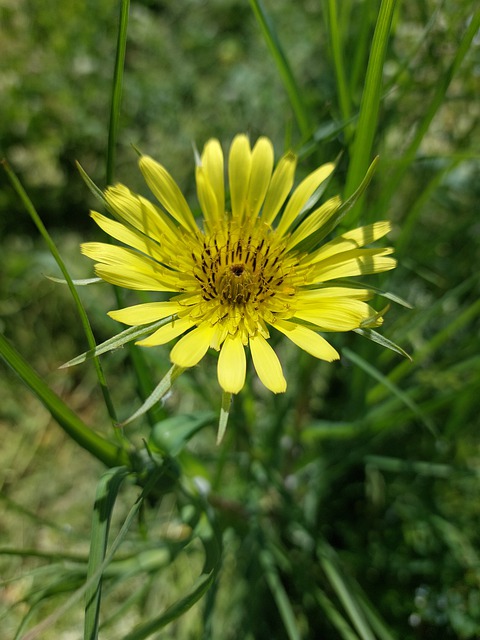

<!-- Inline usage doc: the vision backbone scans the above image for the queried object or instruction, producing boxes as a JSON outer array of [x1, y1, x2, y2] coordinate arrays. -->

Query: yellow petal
[[81, 242, 182, 290], [294, 298, 376, 331], [202, 138, 224, 218], [196, 166, 220, 228], [139, 155, 197, 233], [286, 195, 342, 250], [108, 301, 183, 326], [276, 162, 335, 236], [307, 248, 396, 283], [136, 317, 194, 347], [249, 334, 286, 393], [245, 137, 274, 222], [274, 320, 339, 361], [304, 221, 392, 264], [170, 323, 216, 367], [261, 151, 297, 226], [217, 334, 246, 394], [90, 212, 165, 262], [105, 184, 178, 244], [296, 287, 372, 302], [229, 134, 252, 222]]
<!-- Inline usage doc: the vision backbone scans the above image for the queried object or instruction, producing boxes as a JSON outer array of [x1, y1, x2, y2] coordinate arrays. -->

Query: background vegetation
[[1, 0, 479, 638]]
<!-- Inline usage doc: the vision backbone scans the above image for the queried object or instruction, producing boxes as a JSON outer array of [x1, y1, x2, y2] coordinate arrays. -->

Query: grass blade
[[106, 0, 130, 185], [1, 160, 118, 424], [259, 548, 302, 640], [249, 0, 311, 140], [84, 467, 130, 640], [344, 0, 397, 219], [0, 333, 129, 468]]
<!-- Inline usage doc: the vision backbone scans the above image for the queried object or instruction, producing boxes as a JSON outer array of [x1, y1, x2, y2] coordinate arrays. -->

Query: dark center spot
[[230, 263, 245, 277]]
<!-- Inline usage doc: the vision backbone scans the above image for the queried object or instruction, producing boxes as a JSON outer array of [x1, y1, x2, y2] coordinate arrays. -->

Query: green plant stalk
[[249, 0, 311, 140], [378, 10, 480, 212], [344, 0, 397, 216], [0, 332, 130, 469], [105, 0, 161, 427], [106, 0, 130, 185], [1, 159, 119, 426], [327, 0, 352, 130]]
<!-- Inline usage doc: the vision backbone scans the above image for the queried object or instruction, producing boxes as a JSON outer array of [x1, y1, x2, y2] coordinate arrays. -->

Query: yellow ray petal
[[108, 301, 183, 326], [249, 333, 286, 393], [307, 248, 396, 283], [229, 134, 252, 222], [274, 320, 339, 361], [303, 221, 392, 264], [217, 334, 246, 394], [139, 155, 198, 233], [90, 212, 166, 262], [296, 287, 372, 302], [105, 184, 178, 243], [201, 138, 225, 219], [261, 151, 297, 226], [293, 299, 379, 331], [170, 323, 216, 367], [245, 137, 274, 222], [136, 317, 194, 347], [276, 162, 335, 236], [196, 166, 220, 228], [286, 195, 342, 250]]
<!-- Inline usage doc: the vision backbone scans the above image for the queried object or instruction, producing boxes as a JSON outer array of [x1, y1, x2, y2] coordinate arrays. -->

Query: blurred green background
[[1, 0, 480, 638]]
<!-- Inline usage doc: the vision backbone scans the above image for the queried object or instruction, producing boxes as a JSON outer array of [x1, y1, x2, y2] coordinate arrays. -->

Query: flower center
[[193, 225, 289, 310]]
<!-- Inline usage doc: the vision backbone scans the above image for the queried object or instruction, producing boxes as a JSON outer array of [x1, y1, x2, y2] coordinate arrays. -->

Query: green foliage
[[1, 0, 480, 638]]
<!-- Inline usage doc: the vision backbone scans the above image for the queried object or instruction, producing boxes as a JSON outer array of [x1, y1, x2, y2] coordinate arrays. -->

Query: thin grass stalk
[[1, 160, 119, 427], [249, 0, 312, 140], [344, 0, 397, 218]]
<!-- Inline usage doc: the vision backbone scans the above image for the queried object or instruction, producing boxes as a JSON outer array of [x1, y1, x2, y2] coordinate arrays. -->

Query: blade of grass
[[249, 0, 311, 140], [106, 0, 130, 185], [327, 0, 352, 131], [0, 333, 130, 468], [344, 0, 397, 220], [343, 346, 437, 436], [378, 11, 480, 213], [84, 467, 130, 640], [21, 478, 145, 640], [259, 548, 302, 640], [1, 159, 119, 426], [315, 589, 360, 640], [317, 541, 376, 640]]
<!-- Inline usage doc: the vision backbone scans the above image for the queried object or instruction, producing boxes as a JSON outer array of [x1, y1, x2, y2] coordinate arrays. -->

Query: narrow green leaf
[[217, 391, 232, 445], [327, 0, 352, 129], [353, 327, 412, 360], [84, 467, 129, 640], [46, 275, 103, 286], [249, 0, 311, 139], [76, 161, 106, 203], [0, 333, 130, 468], [151, 413, 215, 456], [120, 365, 185, 427], [315, 589, 360, 640], [1, 159, 118, 424], [106, 0, 130, 185], [318, 542, 376, 640], [21, 484, 145, 640], [60, 319, 170, 368], [259, 548, 302, 640], [379, 11, 480, 213], [344, 0, 397, 219], [343, 347, 437, 436]]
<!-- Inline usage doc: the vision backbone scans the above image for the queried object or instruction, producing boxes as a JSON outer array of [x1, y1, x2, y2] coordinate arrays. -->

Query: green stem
[[106, 0, 130, 185], [0, 333, 130, 469], [1, 159, 119, 426], [249, 0, 311, 140]]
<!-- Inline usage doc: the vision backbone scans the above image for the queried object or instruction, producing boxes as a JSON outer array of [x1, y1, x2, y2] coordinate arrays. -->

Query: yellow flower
[[81, 135, 396, 394]]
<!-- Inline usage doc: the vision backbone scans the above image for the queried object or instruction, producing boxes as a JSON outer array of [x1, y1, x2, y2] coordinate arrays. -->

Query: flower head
[[82, 135, 396, 394]]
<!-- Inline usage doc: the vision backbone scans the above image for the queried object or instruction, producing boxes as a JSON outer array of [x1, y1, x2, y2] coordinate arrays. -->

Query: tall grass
[[1, 1, 479, 638]]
